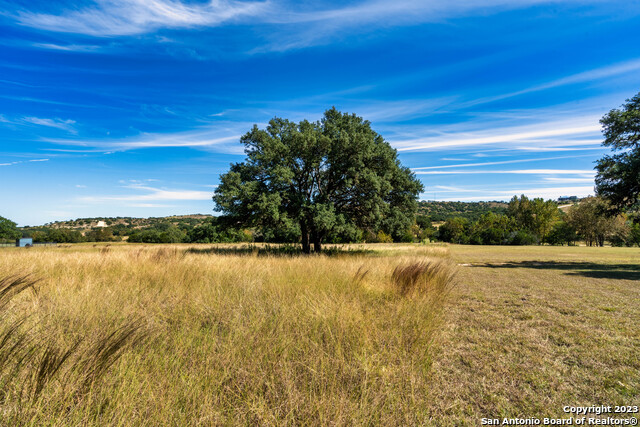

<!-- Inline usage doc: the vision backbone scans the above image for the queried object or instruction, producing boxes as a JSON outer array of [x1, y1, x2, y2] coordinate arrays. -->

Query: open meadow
[[0, 243, 638, 425]]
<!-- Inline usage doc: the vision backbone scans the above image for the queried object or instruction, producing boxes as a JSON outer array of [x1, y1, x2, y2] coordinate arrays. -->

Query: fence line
[[0, 242, 58, 248]]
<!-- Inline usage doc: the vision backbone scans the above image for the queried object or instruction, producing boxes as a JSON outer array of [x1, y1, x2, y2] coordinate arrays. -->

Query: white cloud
[[347, 97, 457, 123], [412, 154, 594, 170], [79, 183, 212, 203], [432, 185, 485, 193], [0, 115, 77, 133], [0, 158, 50, 166], [394, 116, 601, 152], [16, 0, 268, 36], [268, 0, 599, 26], [461, 58, 640, 107], [255, 0, 610, 52], [22, 117, 77, 133], [115, 134, 240, 150], [541, 177, 595, 183], [44, 124, 248, 153], [415, 169, 595, 175], [31, 43, 101, 52], [13, 0, 612, 48]]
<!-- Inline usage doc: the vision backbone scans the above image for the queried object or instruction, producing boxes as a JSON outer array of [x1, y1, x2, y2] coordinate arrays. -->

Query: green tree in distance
[[0, 216, 20, 241], [567, 197, 629, 246], [213, 108, 423, 253], [437, 217, 470, 244], [595, 92, 640, 213], [508, 195, 559, 242]]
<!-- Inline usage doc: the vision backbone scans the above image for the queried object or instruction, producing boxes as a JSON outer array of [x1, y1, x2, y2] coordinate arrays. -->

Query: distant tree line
[[437, 195, 639, 247], [417, 201, 508, 222], [5, 194, 638, 247]]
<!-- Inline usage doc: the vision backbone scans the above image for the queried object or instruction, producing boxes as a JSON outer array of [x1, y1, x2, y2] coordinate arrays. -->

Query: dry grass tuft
[[150, 247, 183, 262], [352, 265, 369, 283], [391, 259, 457, 298], [31, 341, 79, 400], [0, 274, 38, 311], [77, 319, 148, 396]]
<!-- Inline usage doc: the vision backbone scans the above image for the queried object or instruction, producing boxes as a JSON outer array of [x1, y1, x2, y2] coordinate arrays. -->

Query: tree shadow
[[186, 244, 375, 258], [472, 261, 640, 281]]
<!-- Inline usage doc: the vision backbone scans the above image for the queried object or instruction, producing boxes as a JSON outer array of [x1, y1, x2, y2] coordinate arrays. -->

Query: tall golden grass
[[391, 260, 457, 298], [0, 244, 455, 425]]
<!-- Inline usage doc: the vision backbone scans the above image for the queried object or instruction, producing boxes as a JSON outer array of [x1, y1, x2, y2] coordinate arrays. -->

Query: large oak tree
[[595, 92, 640, 213], [213, 108, 423, 253]]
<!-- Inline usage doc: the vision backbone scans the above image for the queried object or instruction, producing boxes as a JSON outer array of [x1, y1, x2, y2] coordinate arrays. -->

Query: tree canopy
[[507, 195, 559, 241], [595, 92, 640, 212], [566, 197, 629, 246], [0, 216, 20, 241], [213, 108, 424, 253]]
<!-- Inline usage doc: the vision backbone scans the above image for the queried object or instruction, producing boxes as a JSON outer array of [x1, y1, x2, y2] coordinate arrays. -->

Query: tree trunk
[[312, 232, 322, 253], [301, 222, 311, 254]]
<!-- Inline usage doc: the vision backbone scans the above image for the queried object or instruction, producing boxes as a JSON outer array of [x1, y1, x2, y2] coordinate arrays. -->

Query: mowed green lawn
[[428, 245, 640, 424]]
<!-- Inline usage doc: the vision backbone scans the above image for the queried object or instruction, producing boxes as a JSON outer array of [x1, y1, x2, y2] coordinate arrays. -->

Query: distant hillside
[[17, 214, 216, 243], [40, 214, 212, 230], [28, 204, 513, 231], [417, 201, 508, 222]]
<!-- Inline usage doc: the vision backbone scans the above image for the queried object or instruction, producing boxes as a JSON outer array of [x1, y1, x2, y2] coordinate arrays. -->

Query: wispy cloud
[[541, 177, 595, 183], [15, 0, 268, 36], [79, 183, 212, 203], [44, 126, 246, 153], [23, 117, 77, 133], [432, 185, 485, 193], [1, 115, 77, 133], [394, 116, 601, 152], [12, 0, 612, 50], [462, 58, 640, 107], [31, 43, 101, 52], [0, 159, 49, 166], [415, 169, 595, 175], [255, 0, 611, 52], [268, 0, 610, 26], [412, 154, 595, 170], [13, 116, 77, 133], [351, 97, 457, 123]]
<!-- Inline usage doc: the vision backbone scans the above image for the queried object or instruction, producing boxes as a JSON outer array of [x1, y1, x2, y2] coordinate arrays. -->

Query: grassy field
[[0, 243, 638, 425], [430, 246, 640, 423]]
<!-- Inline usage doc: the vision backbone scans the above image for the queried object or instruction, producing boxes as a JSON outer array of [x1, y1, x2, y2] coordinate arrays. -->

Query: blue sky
[[1, 0, 640, 226]]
